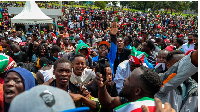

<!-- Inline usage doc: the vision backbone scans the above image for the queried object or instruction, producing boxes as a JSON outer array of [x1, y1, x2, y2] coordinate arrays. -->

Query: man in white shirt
[[9, 29, 22, 43], [182, 33, 195, 53]]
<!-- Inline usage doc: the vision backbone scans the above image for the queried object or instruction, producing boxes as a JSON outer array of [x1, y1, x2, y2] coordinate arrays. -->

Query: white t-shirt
[[9, 37, 22, 43], [39, 65, 55, 82]]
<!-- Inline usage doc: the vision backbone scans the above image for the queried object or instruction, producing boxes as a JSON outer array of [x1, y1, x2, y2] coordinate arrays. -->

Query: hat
[[9, 85, 90, 112], [0, 46, 2, 51], [0, 54, 15, 73], [74, 35, 80, 40], [165, 45, 175, 52], [11, 29, 16, 33], [99, 41, 110, 48]]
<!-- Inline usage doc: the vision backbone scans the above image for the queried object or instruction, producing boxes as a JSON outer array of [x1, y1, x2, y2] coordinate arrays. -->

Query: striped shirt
[[147, 54, 156, 67]]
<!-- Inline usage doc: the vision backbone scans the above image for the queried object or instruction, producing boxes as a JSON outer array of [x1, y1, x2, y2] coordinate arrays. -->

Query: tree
[[189, 1, 198, 13], [94, 1, 106, 9], [119, 1, 129, 10]]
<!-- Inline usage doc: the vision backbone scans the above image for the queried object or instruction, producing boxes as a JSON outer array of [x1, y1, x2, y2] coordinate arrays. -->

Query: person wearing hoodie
[[3, 67, 35, 112]]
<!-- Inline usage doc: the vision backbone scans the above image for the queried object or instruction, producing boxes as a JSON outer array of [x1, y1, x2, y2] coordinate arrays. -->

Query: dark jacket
[[114, 48, 131, 74], [49, 80, 79, 93]]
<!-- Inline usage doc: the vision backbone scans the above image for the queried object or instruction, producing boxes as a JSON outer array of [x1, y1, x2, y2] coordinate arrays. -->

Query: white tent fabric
[[11, 1, 53, 24]]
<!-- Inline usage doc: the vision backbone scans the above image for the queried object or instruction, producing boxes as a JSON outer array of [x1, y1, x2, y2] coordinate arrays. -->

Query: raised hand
[[109, 21, 119, 35], [95, 72, 104, 88]]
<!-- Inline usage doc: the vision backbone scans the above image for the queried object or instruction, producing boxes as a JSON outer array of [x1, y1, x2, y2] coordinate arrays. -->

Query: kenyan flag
[[114, 97, 160, 112], [130, 46, 148, 64], [130, 47, 154, 69], [0, 54, 15, 73], [57, 23, 63, 27]]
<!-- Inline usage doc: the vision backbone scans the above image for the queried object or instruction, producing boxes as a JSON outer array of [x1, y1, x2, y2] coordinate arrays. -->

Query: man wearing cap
[[92, 22, 118, 75], [9, 29, 22, 43]]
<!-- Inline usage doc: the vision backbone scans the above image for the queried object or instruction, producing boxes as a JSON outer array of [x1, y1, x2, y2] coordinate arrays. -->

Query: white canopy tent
[[11, 1, 53, 24]]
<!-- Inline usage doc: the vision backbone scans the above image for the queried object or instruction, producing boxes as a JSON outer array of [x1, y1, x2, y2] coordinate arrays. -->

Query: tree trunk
[[143, 1, 146, 13], [171, 8, 172, 14]]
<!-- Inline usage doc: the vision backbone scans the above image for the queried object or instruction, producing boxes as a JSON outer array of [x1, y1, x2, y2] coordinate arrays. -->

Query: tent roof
[[11, 1, 53, 24]]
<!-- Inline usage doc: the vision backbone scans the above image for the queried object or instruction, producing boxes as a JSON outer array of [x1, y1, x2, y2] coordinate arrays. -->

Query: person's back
[[155, 50, 198, 112]]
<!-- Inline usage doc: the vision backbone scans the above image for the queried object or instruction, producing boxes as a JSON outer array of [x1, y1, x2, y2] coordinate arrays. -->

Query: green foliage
[[94, 1, 106, 9], [189, 1, 198, 13]]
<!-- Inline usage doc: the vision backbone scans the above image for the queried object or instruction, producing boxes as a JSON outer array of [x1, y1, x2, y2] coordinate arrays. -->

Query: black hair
[[51, 45, 61, 54], [166, 50, 184, 62], [156, 38, 162, 43], [193, 33, 198, 38], [47, 33, 53, 38], [53, 58, 71, 70], [176, 38, 184, 46], [41, 40, 48, 44], [73, 53, 86, 62], [146, 39, 155, 50], [37, 43, 49, 57], [95, 61, 110, 73], [10, 43, 18, 51], [139, 66, 162, 96], [39, 57, 49, 68]]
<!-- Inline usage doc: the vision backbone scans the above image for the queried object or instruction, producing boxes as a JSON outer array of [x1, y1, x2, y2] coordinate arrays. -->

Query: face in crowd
[[98, 45, 108, 58], [72, 56, 86, 76], [4, 72, 24, 103], [53, 62, 72, 86], [117, 38, 124, 49]]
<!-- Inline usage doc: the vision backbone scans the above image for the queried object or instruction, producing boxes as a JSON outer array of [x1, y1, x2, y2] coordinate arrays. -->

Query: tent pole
[[39, 24, 41, 32]]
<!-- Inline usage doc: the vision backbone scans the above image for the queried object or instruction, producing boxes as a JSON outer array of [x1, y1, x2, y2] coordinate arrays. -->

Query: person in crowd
[[70, 53, 95, 85], [56, 35, 74, 53], [133, 38, 142, 51], [9, 29, 22, 43], [62, 43, 93, 69], [49, 45, 61, 62], [3, 67, 35, 112], [96, 66, 162, 110], [155, 49, 198, 112], [95, 48, 198, 112], [36, 57, 54, 85], [123, 36, 132, 49], [8, 43, 28, 63], [49, 58, 98, 110], [182, 33, 195, 53], [141, 39, 156, 67], [113, 36, 131, 74], [173, 38, 184, 52], [92, 22, 118, 75], [8, 85, 90, 112], [17, 31, 26, 42], [154, 50, 169, 73], [86, 61, 118, 98]]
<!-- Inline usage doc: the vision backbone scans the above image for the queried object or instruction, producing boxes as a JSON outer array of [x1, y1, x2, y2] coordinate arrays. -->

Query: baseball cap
[[99, 41, 110, 48], [9, 85, 90, 112]]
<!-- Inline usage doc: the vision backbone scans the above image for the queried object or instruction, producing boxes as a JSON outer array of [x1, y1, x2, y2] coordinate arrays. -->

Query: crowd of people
[[0, 5, 198, 112]]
